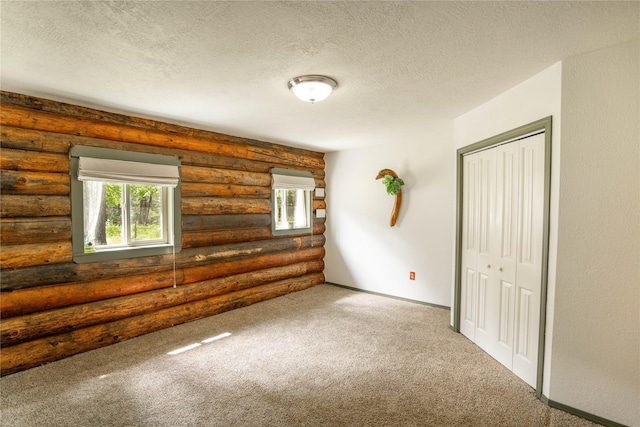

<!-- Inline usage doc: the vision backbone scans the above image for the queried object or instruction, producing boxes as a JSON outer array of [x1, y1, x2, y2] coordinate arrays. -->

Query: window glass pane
[[293, 189, 309, 228], [83, 181, 124, 252], [274, 188, 309, 231], [105, 183, 124, 246], [128, 184, 164, 242]]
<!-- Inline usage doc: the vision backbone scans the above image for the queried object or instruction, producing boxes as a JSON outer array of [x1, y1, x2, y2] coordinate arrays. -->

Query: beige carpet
[[1, 284, 596, 426]]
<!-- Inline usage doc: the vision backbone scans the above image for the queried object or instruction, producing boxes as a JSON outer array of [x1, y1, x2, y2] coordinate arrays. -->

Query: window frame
[[271, 168, 315, 236], [70, 146, 181, 263]]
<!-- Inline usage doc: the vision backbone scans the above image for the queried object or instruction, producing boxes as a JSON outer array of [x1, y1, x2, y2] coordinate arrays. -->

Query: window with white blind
[[70, 146, 181, 263], [271, 168, 315, 236]]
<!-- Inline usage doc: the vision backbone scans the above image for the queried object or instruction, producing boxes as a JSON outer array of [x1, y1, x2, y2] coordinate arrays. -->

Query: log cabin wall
[[0, 91, 326, 376]]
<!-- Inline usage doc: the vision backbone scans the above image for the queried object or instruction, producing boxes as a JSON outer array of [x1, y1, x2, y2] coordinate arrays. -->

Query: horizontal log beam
[[182, 165, 271, 186], [180, 246, 325, 284], [0, 242, 72, 270], [1, 125, 71, 153], [182, 227, 273, 248], [0, 246, 324, 318], [1, 269, 183, 318], [0, 125, 325, 179], [0, 263, 78, 292], [0, 275, 324, 376], [0, 195, 70, 218], [177, 235, 325, 266], [182, 197, 324, 216], [0, 234, 326, 291], [0, 102, 245, 159], [182, 197, 271, 215], [1, 91, 325, 163], [181, 182, 270, 199], [0, 217, 71, 245], [182, 213, 271, 231], [0, 103, 324, 170], [182, 222, 325, 248], [0, 148, 69, 172], [1, 261, 324, 346], [0, 170, 69, 195]]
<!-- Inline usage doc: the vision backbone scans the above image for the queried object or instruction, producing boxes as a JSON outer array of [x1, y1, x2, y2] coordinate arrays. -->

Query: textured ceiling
[[1, 1, 639, 152]]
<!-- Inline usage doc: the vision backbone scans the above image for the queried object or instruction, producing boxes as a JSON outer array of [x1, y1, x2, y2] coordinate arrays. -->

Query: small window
[[271, 168, 315, 236], [70, 146, 181, 263]]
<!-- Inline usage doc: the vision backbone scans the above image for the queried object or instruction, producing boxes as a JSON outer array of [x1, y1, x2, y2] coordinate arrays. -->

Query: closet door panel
[[512, 133, 545, 387], [460, 155, 480, 340], [492, 143, 520, 368], [473, 149, 498, 353], [461, 268, 477, 338]]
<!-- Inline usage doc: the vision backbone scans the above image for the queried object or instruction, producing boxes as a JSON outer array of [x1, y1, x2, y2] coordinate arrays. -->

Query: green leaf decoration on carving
[[382, 175, 404, 195]]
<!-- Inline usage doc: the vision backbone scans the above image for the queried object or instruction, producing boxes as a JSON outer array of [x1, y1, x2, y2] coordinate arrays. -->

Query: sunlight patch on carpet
[[167, 332, 232, 355]]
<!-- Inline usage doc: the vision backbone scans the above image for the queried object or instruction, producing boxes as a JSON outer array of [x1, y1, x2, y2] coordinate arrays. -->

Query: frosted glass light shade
[[288, 75, 337, 103]]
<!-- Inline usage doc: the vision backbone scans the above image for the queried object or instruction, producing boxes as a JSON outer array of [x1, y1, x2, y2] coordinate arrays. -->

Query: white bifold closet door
[[460, 132, 545, 388]]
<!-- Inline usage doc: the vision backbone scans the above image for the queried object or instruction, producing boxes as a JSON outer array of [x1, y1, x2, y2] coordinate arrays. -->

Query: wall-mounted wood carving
[[376, 168, 404, 227]]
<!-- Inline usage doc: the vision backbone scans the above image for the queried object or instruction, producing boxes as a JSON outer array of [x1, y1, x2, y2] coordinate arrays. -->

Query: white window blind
[[78, 157, 180, 188], [271, 168, 315, 190]]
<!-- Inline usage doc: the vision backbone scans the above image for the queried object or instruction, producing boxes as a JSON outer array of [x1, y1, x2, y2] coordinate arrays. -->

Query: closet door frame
[[454, 116, 552, 397]]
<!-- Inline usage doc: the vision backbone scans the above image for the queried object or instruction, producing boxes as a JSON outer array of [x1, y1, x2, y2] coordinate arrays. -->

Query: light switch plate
[[314, 188, 325, 198], [316, 208, 326, 218]]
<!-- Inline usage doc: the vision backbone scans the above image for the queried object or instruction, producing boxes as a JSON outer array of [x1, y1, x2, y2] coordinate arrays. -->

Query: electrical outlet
[[409, 272, 415, 280]]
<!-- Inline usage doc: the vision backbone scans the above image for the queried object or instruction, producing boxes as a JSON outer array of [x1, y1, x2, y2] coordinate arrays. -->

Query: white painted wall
[[324, 124, 454, 307], [453, 62, 563, 398], [551, 40, 639, 427]]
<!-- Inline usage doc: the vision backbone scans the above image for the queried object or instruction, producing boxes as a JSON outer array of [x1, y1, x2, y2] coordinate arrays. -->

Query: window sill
[[73, 243, 179, 264]]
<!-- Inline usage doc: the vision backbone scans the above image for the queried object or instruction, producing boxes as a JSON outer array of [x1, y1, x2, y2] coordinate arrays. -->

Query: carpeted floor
[[1, 284, 596, 426]]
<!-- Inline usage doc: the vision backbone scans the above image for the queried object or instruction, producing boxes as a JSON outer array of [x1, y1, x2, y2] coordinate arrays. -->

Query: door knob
[[498, 267, 503, 272], [486, 264, 491, 268]]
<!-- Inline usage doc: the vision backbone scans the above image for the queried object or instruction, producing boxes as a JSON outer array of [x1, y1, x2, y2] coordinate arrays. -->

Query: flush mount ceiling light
[[288, 75, 338, 103]]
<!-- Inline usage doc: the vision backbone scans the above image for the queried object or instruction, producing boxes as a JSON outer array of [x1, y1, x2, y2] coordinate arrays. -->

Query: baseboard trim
[[539, 395, 627, 427], [324, 282, 450, 310]]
